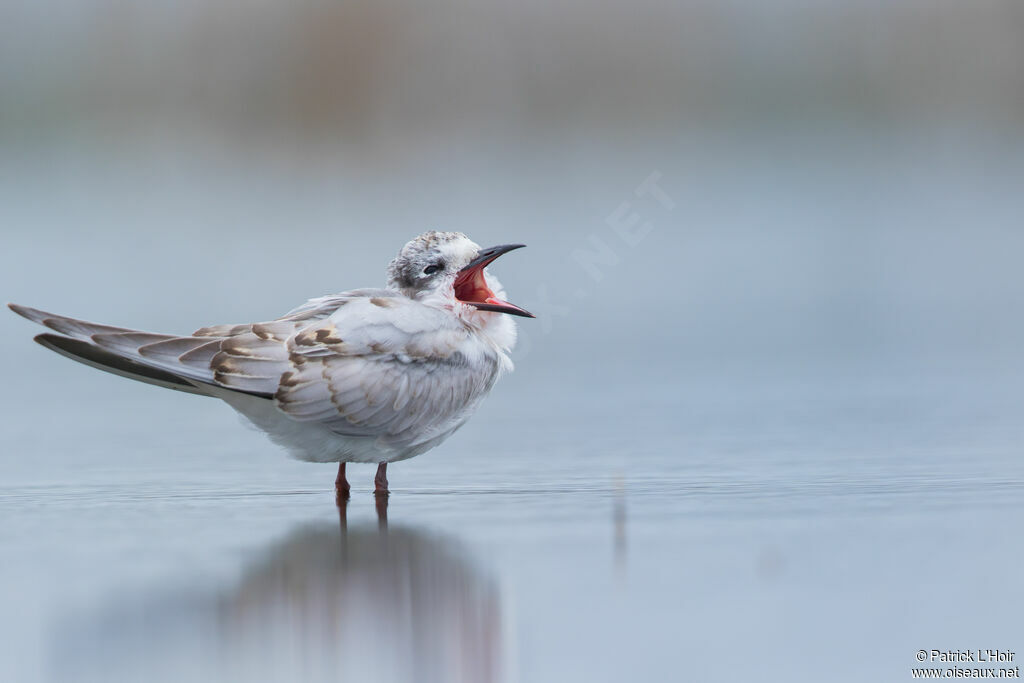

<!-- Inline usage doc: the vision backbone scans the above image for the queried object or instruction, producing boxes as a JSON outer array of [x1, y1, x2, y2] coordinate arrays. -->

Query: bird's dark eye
[[423, 263, 443, 276]]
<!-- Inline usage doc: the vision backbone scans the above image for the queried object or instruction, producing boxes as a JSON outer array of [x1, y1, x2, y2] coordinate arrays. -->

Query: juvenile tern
[[9, 231, 533, 497]]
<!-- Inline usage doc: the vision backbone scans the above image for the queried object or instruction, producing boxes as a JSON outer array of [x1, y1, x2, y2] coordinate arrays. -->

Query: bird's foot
[[374, 462, 389, 496], [335, 463, 351, 503]]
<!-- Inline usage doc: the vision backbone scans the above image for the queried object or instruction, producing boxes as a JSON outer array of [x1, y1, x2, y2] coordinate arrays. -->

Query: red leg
[[374, 462, 389, 496], [335, 462, 351, 501]]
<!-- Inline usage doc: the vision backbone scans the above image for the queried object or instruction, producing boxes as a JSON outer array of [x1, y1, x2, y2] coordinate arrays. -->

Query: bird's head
[[387, 231, 534, 320]]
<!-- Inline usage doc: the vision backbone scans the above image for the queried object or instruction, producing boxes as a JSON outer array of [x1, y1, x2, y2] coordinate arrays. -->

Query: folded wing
[[274, 296, 503, 445], [9, 294, 503, 446]]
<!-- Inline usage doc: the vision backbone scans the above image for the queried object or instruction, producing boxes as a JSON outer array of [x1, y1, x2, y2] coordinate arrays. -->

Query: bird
[[8, 231, 533, 498]]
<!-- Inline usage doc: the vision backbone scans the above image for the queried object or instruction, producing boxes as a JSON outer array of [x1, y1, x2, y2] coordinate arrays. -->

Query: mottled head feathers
[[386, 231, 480, 297]]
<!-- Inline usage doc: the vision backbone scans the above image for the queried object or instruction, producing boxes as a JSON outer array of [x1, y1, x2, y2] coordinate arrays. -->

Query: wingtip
[[8, 303, 57, 326], [33, 333, 71, 356], [33, 332, 76, 349]]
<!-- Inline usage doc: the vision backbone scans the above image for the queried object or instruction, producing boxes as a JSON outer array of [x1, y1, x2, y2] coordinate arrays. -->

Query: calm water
[[2, 356, 1023, 682], [2, 135, 1024, 682]]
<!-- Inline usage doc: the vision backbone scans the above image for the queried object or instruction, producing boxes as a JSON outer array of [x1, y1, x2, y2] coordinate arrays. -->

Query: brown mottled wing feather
[[273, 297, 501, 445]]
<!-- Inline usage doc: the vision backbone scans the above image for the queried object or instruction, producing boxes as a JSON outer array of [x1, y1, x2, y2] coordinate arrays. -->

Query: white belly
[[219, 390, 470, 464]]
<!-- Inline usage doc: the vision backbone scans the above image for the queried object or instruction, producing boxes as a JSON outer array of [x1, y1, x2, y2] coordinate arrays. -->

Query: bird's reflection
[[217, 498, 501, 683], [51, 499, 502, 683]]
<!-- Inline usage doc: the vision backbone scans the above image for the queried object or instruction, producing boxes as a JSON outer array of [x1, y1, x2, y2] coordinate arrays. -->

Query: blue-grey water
[[2, 131, 1024, 682]]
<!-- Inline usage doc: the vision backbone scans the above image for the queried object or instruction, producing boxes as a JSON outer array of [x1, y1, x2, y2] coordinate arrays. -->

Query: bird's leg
[[374, 462, 389, 496], [335, 462, 351, 502]]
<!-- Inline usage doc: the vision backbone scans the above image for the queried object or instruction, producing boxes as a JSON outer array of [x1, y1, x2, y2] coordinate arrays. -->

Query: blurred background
[[2, 0, 1024, 367], [2, 1, 1023, 682]]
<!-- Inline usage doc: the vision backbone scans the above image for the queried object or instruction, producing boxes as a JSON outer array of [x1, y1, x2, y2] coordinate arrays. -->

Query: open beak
[[454, 244, 535, 318]]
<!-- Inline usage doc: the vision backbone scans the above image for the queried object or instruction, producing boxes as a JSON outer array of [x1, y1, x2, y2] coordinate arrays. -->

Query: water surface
[[2, 134, 1024, 682]]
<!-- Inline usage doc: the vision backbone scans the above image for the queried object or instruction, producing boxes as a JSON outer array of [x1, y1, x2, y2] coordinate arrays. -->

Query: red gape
[[453, 244, 534, 317]]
